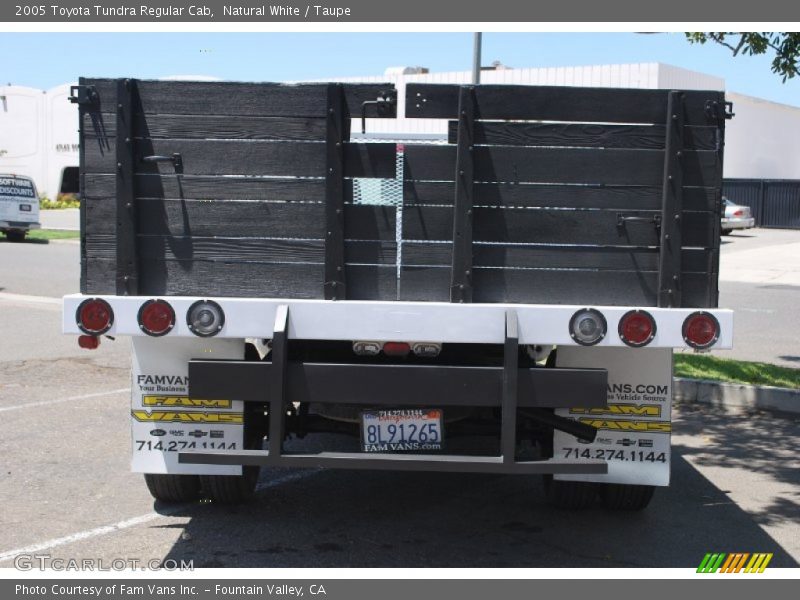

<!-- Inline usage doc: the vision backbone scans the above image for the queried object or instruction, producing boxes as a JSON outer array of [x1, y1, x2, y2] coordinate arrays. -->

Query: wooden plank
[[406, 84, 725, 126], [401, 242, 715, 272], [446, 122, 718, 151], [83, 258, 397, 299], [119, 199, 396, 240], [87, 236, 397, 265], [403, 145, 717, 187], [402, 206, 715, 247], [85, 79, 397, 119], [404, 181, 718, 212], [83, 112, 328, 141], [399, 266, 714, 307], [84, 139, 396, 179], [84, 173, 339, 202]]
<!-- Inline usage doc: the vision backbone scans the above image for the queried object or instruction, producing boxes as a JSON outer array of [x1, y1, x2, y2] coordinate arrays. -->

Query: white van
[[0, 174, 41, 242]]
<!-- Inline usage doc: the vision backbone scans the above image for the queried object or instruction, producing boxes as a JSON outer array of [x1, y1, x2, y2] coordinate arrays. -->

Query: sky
[[3, 32, 799, 106]]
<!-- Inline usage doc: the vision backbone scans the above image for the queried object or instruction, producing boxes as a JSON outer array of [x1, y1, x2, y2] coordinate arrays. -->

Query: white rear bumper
[[63, 294, 733, 350]]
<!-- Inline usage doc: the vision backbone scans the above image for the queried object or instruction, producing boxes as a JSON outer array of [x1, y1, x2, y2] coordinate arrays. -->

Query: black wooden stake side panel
[[402, 206, 715, 248], [451, 86, 475, 303], [402, 145, 717, 188], [658, 92, 686, 308], [84, 138, 396, 179], [404, 181, 718, 212], [325, 83, 347, 300], [445, 121, 718, 151], [84, 78, 398, 119], [115, 78, 138, 296], [406, 84, 725, 125]]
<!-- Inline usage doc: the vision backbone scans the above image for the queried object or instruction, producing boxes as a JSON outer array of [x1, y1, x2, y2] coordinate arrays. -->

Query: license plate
[[361, 409, 443, 453]]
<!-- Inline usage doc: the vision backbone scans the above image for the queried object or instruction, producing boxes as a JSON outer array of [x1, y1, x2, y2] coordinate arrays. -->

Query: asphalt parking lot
[[0, 228, 798, 569]]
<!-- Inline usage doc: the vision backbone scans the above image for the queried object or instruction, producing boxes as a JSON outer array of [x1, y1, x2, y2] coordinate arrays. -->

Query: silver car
[[721, 197, 755, 234]]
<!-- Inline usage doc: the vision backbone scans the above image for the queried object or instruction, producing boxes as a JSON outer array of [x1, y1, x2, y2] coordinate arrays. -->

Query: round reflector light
[[618, 310, 657, 348], [569, 308, 607, 346], [138, 299, 175, 337], [76, 298, 113, 335], [682, 311, 720, 349], [187, 300, 225, 337]]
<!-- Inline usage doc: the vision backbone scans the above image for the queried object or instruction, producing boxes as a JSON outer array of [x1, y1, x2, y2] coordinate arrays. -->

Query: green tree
[[686, 33, 800, 82]]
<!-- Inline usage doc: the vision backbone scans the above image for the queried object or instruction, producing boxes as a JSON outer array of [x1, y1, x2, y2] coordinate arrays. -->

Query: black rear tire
[[599, 483, 655, 510], [144, 473, 201, 503], [200, 466, 260, 505], [543, 475, 597, 509], [5, 230, 26, 242]]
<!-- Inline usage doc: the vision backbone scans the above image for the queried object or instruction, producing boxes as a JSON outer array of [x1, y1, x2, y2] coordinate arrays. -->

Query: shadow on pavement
[[151, 409, 799, 568]]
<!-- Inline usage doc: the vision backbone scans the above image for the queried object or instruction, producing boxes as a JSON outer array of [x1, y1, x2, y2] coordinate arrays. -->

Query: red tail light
[[733, 209, 744, 217], [682, 312, 720, 349], [138, 299, 176, 337], [78, 335, 100, 350], [618, 310, 656, 347], [76, 298, 113, 335], [383, 341, 411, 357]]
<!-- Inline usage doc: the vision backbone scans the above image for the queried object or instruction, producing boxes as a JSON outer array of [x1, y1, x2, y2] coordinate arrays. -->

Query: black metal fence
[[723, 179, 800, 229]]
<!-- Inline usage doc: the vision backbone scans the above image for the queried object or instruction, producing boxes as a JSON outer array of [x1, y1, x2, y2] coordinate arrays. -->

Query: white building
[[2, 62, 798, 198]]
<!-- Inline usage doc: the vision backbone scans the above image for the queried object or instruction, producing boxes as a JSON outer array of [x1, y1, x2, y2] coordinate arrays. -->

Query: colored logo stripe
[[697, 552, 773, 573]]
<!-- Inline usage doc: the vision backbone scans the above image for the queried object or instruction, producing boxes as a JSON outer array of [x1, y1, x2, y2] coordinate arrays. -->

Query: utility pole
[[472, 33, 482, 84]]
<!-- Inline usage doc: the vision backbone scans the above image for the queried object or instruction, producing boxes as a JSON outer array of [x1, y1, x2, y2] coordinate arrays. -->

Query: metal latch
[[360, 90, 397, 134], [69, 85, 99, 107], [617, 213, 662, 233], [142, 153, 183, 174]]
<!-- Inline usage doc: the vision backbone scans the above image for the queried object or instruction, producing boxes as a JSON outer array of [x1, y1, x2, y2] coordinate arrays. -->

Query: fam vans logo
[[137, 374, 189, 393], [607, 382, 669, 403], [142, 395, 231, 409], [697, 552, 772, 573]]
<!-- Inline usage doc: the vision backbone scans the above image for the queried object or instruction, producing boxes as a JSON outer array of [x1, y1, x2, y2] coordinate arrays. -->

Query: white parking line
[[0, 470, 318, 563], [0, 388, 130, 413], [0, 292, 61, 305]]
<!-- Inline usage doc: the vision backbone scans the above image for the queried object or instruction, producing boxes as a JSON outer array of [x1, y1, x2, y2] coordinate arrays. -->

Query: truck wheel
[[200, 466, 259, 505], [5, 230, 26, 242], [543, 475, 597, 509], [599, 483, 655, 510], [144, 473, 201, 503]]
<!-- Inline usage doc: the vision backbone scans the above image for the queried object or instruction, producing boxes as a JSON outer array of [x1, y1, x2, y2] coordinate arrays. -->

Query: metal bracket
[[658, 91, 685, 308], [705, 99, 735, 121], [142, 153, 183, 174], [324, 83, 347, 300], [268, 305, 289, 458], [450, 86, 475, 303], [115, 78, 138, 296], [360, 90, 397, 134], [69, 85, 99, 107]]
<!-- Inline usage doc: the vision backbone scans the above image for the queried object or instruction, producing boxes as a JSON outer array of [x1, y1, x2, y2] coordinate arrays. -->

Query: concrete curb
[[674, 377, 800, 415]]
